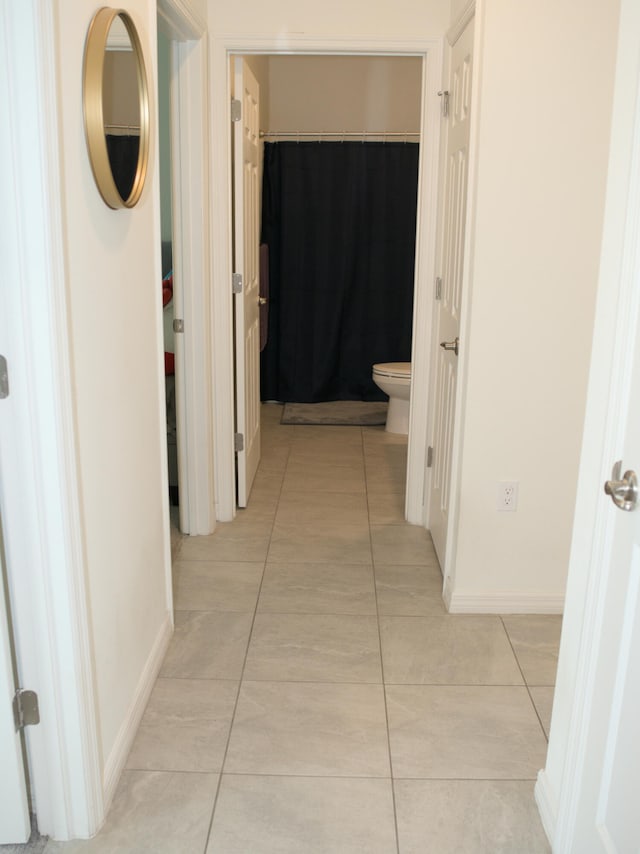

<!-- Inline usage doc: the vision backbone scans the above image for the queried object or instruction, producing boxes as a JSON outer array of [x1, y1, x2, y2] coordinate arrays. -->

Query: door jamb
[[158, 0, 215, 535], [210, 35, 443, 523]]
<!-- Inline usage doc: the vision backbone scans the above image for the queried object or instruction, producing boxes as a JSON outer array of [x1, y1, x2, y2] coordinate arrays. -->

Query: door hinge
[[437, 90, 450, 118], [173, 319, 184, 333], [427, 446, 434, 468], [234, 432, 244, 453], [0, 354, 8, 399], [435, 277, 442, 301], [13, 689, 40, 731], [232, 273, 243, 294], [231, 98, 242, 122]]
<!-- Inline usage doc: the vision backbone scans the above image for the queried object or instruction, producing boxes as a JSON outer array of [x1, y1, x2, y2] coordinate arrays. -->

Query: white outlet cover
[[497, 481, 518, 511]]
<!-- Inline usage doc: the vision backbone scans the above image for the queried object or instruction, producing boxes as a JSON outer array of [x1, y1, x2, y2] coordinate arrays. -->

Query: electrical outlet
[[497, 481, 518, 512]]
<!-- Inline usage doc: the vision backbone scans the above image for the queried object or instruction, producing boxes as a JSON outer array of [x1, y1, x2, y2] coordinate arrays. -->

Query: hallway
[[43, 404, 555, 853]]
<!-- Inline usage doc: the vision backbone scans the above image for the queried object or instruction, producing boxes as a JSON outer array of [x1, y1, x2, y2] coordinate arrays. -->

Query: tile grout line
[[201, 408, 293, 853], [363, 425, 402, 854], [499, 616, 550, 744]]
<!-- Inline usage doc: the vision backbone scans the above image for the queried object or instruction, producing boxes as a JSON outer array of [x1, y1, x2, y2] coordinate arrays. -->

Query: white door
[[569, 241, 640, 852], [555, 0, 640, 844], [233, 57, 261, 508], [0, 516, 31, 843], [428, 19, 474, 564]]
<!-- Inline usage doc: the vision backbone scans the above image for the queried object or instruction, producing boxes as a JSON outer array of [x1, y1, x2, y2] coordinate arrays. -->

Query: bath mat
[[281, 401, 388, 426]]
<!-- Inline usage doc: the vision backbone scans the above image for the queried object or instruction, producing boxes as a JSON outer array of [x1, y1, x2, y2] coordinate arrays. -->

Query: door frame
[[158, 0, 215, 535], [210, 34, 444, 522]]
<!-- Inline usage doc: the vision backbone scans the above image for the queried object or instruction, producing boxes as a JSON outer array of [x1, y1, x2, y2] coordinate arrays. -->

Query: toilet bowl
[[372, 362, 411, 434]]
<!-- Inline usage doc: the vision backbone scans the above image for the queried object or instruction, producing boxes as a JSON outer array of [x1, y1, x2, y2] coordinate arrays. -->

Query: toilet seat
[[372, 362, 411, 379]]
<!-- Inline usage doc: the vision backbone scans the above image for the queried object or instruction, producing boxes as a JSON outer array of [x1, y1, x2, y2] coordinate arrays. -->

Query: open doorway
[[157, 0, 216, 536], [157, 27, 179, 526], [232, 53, 426, 511]]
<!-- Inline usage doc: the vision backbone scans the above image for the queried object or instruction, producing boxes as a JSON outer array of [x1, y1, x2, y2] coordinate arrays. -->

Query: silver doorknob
[[259, 297, 268, 306], [440, 337, 459, 356], [604, 461, 638, 511]]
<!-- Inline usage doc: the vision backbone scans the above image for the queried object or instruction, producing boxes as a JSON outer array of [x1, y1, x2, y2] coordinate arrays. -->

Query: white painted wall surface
[[266, 56, 422, 134], [447, 0, 620, 609], [210, 0, 450, 38], [54, 0, 173, 781]]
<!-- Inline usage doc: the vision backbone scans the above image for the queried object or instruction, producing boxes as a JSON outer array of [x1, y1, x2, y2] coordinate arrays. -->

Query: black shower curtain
[[105, 134, 140, 201], [260, 141, 419, 403]]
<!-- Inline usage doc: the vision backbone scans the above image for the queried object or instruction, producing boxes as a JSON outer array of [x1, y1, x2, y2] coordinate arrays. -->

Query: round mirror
[[83, 8, 150, 209]]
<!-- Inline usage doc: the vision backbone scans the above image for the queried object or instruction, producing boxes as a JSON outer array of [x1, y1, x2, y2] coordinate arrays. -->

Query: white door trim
[[1, 1, 103, 839], [159, 0, 216, 535], [535, 0, 640, 845], [447, 0, 476, 46], [157, 0, 205, 38], [210, 34, 443, 523]]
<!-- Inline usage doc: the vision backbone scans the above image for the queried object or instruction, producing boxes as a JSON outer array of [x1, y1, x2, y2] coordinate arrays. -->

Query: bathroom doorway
[[231, 51, 431, 513]]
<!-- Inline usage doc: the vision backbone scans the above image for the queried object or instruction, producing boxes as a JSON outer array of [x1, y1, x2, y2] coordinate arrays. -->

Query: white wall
[[446, 0, 621, 609], [210, 0, 450, 38], [266, 56, 422, 135], [54, 0, 172, 790]]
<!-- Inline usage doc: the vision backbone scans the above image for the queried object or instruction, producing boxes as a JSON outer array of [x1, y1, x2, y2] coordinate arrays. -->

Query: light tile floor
[[37, 403, 558, 853]]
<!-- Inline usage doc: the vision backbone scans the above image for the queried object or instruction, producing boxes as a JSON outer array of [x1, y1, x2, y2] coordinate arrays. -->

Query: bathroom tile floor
[[40, 403, 557, 853]]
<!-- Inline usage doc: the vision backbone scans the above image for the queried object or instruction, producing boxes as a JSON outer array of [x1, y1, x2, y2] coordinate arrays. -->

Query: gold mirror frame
[[83, 8, 150, 209]]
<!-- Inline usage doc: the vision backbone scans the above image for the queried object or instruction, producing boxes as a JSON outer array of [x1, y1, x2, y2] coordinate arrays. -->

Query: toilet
[[372, 362, 411, 434]]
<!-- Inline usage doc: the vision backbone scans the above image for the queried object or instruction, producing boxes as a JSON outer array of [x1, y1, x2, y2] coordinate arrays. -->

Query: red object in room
[[163, 272, 175, 375], [162, 272, 173, 306]]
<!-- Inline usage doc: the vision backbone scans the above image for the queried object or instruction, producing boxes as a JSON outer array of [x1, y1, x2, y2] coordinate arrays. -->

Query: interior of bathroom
[[252, 55, 422, 436], [157, 42, 425, 508]]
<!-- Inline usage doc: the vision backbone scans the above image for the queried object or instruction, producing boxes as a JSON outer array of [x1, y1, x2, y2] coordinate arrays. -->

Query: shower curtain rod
[[105, 123, 140, 132], [259, 130, 420, 140]]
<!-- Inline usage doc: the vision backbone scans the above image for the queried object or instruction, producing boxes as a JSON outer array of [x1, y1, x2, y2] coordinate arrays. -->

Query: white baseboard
[[534, 769, 558, 849], [102, 613, 173, 810], [446, 590, 564, 614]]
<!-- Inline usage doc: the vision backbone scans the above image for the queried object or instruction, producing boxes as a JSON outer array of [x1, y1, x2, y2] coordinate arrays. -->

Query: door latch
[[440, 337, 459, 357]]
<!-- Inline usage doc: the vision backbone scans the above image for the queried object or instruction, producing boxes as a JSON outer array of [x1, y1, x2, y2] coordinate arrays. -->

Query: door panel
[[0, 516, 30, 843], [233, 58, 261, 507], [566, 2, 640, 841], [573, 312, 640, 851], [428, 19, 474, 565]]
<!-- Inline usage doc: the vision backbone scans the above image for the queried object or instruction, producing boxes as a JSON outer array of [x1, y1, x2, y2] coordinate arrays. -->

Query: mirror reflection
[[102, 15, 141, 202]]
